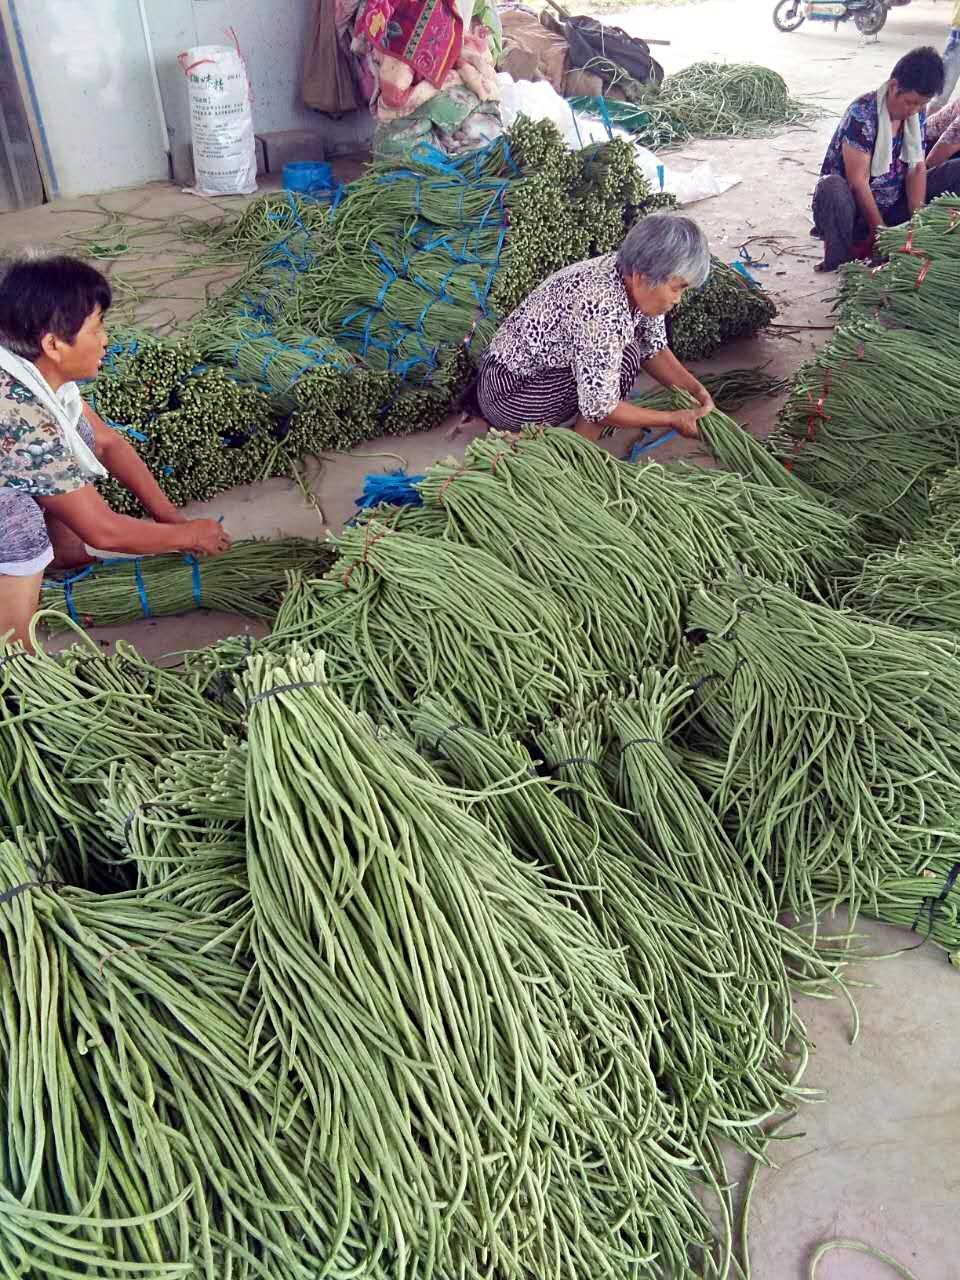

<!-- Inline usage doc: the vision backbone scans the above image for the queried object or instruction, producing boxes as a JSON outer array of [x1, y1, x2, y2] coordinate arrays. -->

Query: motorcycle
[[773, 0, 900, 37]]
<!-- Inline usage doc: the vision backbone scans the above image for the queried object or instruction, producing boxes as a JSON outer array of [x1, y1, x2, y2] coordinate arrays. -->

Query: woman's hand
[[689, 381, 715, 415], [181, 520, 232, 556], [671, 405, 708, 439]]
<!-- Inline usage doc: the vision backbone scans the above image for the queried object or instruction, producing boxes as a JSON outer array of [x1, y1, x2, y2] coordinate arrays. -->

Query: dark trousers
[[812, 158, 960, 270]]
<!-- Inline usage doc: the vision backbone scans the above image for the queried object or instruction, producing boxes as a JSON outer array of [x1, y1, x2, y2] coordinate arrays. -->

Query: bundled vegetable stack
[[669, 258, 778, 362], [85, 119, 777, 512], [87, 328, 473, 513], [40, 537, 333, 631], [683, 575, 960, 942], [268, 425, 859, 731], [763, 319, 960, 543], [0, 603, 849, 1277], [572, 62, 813, 151]]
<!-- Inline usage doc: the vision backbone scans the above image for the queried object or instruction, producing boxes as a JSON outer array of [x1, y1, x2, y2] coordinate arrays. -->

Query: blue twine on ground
[[355, 470, 425, 510]]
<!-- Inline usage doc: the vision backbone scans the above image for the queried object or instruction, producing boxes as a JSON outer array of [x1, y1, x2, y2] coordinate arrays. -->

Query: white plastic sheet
[[496, 73, 740, 206]]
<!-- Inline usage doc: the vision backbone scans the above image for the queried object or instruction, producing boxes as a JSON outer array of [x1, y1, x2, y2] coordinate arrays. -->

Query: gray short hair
[[616, 214, 711, 289]]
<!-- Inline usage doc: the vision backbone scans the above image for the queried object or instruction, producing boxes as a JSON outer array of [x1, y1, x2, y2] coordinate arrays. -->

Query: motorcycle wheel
[[773, 0, 805, 30], [854, 2, 887, 33]]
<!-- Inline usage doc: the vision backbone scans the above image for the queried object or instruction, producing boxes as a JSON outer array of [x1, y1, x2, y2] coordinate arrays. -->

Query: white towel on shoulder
[[872, 81, 925, 178], [0, 344, 106, 480]]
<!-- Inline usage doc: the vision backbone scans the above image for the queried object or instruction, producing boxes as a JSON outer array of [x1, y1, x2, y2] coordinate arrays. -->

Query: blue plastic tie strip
[[183, 553, 202, 606], [42, 550, 165, 622], [627, 429, 679, 464]]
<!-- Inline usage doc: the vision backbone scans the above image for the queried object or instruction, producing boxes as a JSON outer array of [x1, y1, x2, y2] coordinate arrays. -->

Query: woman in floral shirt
[[0, 254, 231, 650], [474, 213, 714, 443]]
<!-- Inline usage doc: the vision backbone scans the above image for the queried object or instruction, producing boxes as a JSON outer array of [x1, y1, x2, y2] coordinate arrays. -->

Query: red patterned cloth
[[360, 0, 463, 88]]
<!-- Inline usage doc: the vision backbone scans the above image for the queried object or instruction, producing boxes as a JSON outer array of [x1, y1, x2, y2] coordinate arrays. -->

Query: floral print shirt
[[927, 99, 960, 151], [487, 253, 668, 423], [820, 91, 927, 212], [0, 371, 86, 498]]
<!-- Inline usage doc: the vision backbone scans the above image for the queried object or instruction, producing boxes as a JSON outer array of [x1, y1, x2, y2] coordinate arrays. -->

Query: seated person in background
[[926, 98, 960, 167], [811, 47, 960, 272], [0, 253, 231, 651]]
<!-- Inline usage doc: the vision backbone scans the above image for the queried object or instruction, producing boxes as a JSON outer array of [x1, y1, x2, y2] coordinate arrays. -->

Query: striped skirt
[[475, 341, 650, 432]]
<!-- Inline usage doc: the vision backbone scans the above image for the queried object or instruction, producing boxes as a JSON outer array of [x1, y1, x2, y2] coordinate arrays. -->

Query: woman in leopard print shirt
[[476, 213, 714, 443]]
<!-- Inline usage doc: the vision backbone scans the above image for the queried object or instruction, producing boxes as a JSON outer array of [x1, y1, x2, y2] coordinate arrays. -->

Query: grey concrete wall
[[6, 0, 372, 198], [144, 0, 372, 186], [5, 0, 168, 197]]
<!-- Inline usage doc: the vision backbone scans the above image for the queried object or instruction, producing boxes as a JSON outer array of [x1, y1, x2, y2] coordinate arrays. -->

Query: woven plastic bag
[[179, 44, 257, 197]]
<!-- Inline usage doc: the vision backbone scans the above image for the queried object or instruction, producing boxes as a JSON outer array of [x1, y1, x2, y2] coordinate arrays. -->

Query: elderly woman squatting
[[474, 214, 714, 443]]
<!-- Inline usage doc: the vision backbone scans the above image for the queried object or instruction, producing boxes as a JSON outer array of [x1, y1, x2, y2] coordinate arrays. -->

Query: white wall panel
[[6, 0, 167, 196]]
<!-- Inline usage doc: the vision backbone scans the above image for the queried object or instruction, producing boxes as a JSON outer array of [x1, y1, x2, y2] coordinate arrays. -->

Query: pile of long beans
[[270, 518, 592, 731], [243, 647, 719, 1278], [839, 252, 960, 340], [683, 575, 960, 924], [0, 829, 355, 1280], [191, 317, 357, 402], [838, 542, 960, 632], [0, 626, 235, 883], [669, 258, 778, 361], [82, 119, 775, 512], [874, 192, 960, 260], [473, 425, 859, 588], [413, 680, 843, 1147], [417, 438, 686, 674], [774, 319, 960, 541]]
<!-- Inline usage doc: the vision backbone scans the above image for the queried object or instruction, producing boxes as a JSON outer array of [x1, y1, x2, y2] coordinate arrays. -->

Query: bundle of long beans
[[875, 192, 960, 260], [689, 397, 822, 497], [838, 542, 960, 632], [669, 258, 777, 361], [0, 829, 356, 1280], [95, 364, 282, 515], [532, 705, 837, 1138], [86, 333, 202, 424], [191, 317, 357, 402], [473, 425, 859, 588], [417, 439, 686, 674], [775, 319, 960, 541], [270, 520, 592, 731], [414, 686, 843, 1142], [208, 188, 333, 251], [868, 864, 960, 959], [838, 252, 960, 339], [243, 647, 719, 1279], [41, 538, 333, 631], [0, 629, 235, 883], [683, 575, 960, 925]]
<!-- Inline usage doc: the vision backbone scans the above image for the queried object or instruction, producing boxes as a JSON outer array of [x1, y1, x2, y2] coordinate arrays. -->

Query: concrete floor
[[4, 2, 960, 1273]]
